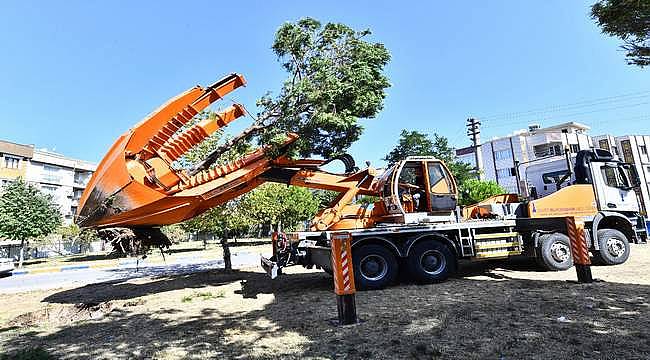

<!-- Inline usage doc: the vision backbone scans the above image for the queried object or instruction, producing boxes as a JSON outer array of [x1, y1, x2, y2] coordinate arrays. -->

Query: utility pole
[[466, 118, 483, 179]]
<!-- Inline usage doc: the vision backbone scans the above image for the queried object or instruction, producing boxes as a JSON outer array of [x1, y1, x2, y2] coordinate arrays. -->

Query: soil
[[1, 244, 649, 359]]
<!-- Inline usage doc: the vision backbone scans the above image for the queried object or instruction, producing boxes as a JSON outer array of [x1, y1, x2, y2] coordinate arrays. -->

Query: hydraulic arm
[[76, 73, 383, 231]]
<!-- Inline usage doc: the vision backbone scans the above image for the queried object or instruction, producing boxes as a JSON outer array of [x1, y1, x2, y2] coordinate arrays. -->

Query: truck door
[[425, 161, 458, 213], [592, 162, 640, 213]]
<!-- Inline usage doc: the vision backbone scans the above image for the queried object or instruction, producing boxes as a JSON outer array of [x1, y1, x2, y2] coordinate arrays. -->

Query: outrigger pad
[[260, 256, 279, 279]]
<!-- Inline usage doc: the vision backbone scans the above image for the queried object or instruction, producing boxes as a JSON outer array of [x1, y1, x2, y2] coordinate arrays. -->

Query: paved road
[[0, 252, 260, 294]]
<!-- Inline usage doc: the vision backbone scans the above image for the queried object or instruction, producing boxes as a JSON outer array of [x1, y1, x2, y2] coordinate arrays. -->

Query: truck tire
[[406, 240, 456, 283], [352, 244, 398, 290], [537, 233, 573, 271], [594, 229, 630, 265]]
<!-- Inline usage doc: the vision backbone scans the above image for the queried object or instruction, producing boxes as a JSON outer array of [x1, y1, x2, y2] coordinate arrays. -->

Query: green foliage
[[313, 189, 338, 208], [161, 224, 188, 244], [176, 111, 253, 170], [56, 224, 99, 246], [356, 195, 379, 205], [175, 112, 254, 238], [383, 130, 476, 188], [182, 200, 252, 238], [257, 17, 391, 158], [591, 0, 650, 67], [459, 179, 506, 206], [0, 179, 62, 242], [242, 184, 320, 232], [383, 130, 436, 165], [56, 223, 80, 239]]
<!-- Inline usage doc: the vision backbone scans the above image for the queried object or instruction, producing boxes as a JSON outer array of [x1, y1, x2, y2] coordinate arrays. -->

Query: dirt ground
[[1, 244, 650, 359]]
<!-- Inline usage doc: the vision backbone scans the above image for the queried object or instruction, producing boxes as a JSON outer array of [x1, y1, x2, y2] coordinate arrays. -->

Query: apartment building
[[456, 122, 593, 196], [592, 134, 650, 215], [25, 149, 96, 224], [0, 139, 96, 225], [0, 140, 34, 186]]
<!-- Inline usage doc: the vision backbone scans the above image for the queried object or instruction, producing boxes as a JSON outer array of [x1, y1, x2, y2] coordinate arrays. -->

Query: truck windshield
[[601, 165, 632, 190]]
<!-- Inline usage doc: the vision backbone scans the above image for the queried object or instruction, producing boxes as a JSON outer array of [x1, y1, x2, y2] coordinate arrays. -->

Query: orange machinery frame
[[76, 73, 385, 231]]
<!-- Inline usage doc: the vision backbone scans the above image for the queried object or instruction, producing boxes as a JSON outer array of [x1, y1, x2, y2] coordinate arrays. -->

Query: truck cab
[[378, 156, 458, 224]]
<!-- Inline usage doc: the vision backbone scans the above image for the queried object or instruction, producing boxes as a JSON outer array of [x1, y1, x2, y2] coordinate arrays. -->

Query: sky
[[1, 0, 649, 168]]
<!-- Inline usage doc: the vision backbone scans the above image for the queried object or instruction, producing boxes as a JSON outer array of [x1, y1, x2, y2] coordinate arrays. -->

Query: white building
[[456, 122, 593, 196], [25, 149, 96, 225], [592, 134, 650, 216]]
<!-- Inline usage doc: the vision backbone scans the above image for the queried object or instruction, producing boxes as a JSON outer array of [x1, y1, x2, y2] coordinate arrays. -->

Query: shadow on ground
[[2, 262, 649, 359]]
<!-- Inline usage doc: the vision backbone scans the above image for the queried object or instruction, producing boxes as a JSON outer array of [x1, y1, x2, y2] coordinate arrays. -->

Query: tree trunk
[[221, 229, 232, 271], [18, 239, 26, 268]]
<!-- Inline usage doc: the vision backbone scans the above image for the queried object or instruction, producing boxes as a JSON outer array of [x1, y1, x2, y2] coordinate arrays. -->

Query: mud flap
[[260, 256, 279, 279]]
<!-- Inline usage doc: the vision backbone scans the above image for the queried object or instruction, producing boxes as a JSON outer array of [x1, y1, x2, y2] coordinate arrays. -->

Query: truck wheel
[[406, 240, 456, 283], [537, 233, 573, 271], [352, 244, 398, 290], [594, 229, 630, 265]]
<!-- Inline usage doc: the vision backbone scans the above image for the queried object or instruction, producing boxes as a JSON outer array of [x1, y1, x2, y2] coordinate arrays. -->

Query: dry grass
[[1, 245, 649, 359]]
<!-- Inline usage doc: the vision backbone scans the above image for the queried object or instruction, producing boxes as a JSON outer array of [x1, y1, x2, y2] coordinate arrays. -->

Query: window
[[533, 143, 563, 158], [496, 168, 512, 178], [601, 166, 629, 189], [598, 139, 610, 152], [494, 149, 511, 160], [398, 164, 422, 187], [40, 185, 58, 198], [570, 144, 580, 153], [542, 170, 570, 185], [74, 171, 91, 185], [621, 140, 634, 163], [640, 145, 648, 155], [73, 189, 84, 200], [42, 165, 61, 183], [4, 156, 20, 169], [494, 150, 512, 160], [427, 163, 451, 193]]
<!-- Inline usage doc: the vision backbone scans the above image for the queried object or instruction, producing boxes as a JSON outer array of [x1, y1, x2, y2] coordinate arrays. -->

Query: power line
[[478, 90, 650, 124], [481, 101, 650, 130]]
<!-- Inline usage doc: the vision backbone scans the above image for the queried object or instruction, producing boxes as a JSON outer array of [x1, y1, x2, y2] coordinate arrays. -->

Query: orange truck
[[77, 73, 648, 290]]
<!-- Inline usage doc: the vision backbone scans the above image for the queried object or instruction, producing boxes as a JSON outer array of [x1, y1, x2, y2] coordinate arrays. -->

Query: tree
[[181, 200, 252, 270], [383, 130, 476, 187], [177, 111, 254, 270], [356, 195, 380, 205], [591, 0, 650, 67], [242, 184, 320, 232], [458, 179, 506, 206], [313, 189, 339, 208], [55, 224, 99, 254], [161, 224, 188, 244], [383, 130, 436, 165], [0, 179, 62, 267], [191, 18, 391, 174]]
